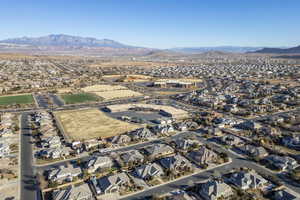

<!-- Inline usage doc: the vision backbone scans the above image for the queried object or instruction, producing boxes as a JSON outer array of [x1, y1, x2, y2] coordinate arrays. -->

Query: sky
[[0, 0, 300, 48]]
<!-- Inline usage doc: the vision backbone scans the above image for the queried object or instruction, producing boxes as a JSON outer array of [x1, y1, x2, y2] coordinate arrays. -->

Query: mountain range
[[252, 45, 300, 54], [170, 46, 263, 53], [0, 34, 299, 56], [0, 34, 154, 56], [0, 34, 130, 48]]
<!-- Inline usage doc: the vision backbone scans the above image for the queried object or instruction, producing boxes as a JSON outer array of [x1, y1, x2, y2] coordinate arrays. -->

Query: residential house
[[85, 156, 113, 174], [235, 121, 262, 131], [187, 146, 218, 165], [174, 121, 198, 131], [167, 191, 194, 200], [40, 147, 70, 159], [48, 165, 82, 183], [160, 154, 193, 173], [258, 126, 278, 137], [84, 139, 101, 151], [228, 170, 268, 190], [135, 163, 164, 180], [282, 135, 300, 150], [120, 150, 144, 166], [174, 138, 202, 151], [205, 127, 223, 136], [198, 179, 233, 200], [130, 127, 155, 140], [264, 155, 299, 171], [98, 172, 131, 194], [272, 189, 298, 200], [52, 183, 93, 200], [239, 145, 269, 158], [220, 135, 244, 146], [41, 135, 61, 148], [153, 118, 172, 125], [144, 143, 175, 159], [110, 134, 131, 145], [152, 124, 175, 135]]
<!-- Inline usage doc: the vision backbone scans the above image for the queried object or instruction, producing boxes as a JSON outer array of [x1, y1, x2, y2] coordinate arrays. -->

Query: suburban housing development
[[0, 44, 299, 200], [1, 1, 300, 199]]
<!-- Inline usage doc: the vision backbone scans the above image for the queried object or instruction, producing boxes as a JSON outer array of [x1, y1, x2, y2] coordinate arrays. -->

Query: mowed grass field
[[55, 109, 141, 140], [0, 94, 34, 105], [60, 93, 99, 104]]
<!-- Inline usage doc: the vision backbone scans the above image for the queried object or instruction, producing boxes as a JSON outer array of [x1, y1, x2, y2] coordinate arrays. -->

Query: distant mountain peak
[[0, 34, 130, 48]]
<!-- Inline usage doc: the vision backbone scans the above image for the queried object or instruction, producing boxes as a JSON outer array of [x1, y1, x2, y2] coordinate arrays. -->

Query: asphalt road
[[20, 113, 38, 200]]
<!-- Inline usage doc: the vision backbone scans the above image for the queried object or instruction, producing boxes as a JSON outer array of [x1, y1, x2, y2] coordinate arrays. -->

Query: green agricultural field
[[60, 93, 100, 104], [0, 94, 34, 105]]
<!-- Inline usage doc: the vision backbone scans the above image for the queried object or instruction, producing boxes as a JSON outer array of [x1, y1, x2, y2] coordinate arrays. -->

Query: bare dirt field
[[81, 84, 143, 100], [57, 88, 72, 93], [0, 182, 19, 200], [82, 84, 127, 92], [102, 74, 153, 82], [94, 90, 142, 100], [54, 108, 141, 140]]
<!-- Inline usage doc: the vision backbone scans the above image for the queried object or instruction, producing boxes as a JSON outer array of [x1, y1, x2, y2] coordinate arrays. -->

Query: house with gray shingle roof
[[174, 138, 202, 151], [187, 146, 218, 165], [85, 156, 113, 174], [48, 165, 82, 183], [159, 154, 193, 173], [228, 170, 268, 190], [52, 183, 93, 200], [134, 163, 164, 180], [239, 145, 268, 158], [130, 127, 155, 140], [198, 179, 233, 200], [272, 189, 299, 200], [98, 172, 131, 194], [144, 143, 175, 159], [264, 155, 299, 171], [120, 150, 144, 166]]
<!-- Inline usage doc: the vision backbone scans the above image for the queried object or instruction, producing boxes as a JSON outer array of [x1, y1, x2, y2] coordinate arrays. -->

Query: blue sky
[[0, 0, 299, 48]]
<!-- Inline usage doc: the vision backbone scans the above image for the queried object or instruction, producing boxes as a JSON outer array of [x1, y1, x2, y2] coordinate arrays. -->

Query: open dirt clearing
[[54, 109, 141, 140], [93, 90, 142, 100], [103, 74, 153, 82], [82, 84, 127, 92], [81, 84, 143, 100]]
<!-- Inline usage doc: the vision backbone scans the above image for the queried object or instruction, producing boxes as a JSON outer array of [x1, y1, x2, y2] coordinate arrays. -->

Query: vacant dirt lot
[[103, 74, 153, 82], [94, 90, 142, 100], [82, 84, 127, 92], [81, 84, 143, 100], [54, 109, 141, 140], [0, 182, 19, 200]]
